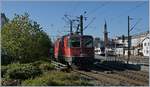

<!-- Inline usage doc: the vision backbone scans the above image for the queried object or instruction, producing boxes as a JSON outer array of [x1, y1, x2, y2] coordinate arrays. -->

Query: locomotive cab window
[[69, 37, 80, 47], [83, 37, 93, 48]]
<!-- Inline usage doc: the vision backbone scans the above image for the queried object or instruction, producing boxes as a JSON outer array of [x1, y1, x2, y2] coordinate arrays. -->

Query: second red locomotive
[[54, 34, 94, 67]]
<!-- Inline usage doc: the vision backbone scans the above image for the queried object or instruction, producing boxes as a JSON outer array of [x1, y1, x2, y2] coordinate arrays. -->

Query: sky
[[1, 0, 149, 41]]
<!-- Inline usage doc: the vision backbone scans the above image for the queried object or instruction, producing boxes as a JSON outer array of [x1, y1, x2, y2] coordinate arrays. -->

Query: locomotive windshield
[[69, 37, 80, 47], [82, 37, 93, 48]]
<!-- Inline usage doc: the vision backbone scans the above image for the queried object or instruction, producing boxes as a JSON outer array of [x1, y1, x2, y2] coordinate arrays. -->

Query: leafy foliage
[[1, 52, 13, 65], [1, 60, 55, 80], [1, 66, 9, 78], [1, 13, 52, 64], [4, 63, 42, 80], [32, 60, 55, 71]]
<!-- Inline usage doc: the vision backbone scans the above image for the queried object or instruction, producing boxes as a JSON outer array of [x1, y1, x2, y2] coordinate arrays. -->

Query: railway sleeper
[[92, 70, 147, 86], [126, 70, 149, 79], [113, 71, 148, 83]]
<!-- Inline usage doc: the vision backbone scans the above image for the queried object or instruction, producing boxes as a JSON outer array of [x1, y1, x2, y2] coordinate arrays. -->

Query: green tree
[[1, 13, 52, 64]]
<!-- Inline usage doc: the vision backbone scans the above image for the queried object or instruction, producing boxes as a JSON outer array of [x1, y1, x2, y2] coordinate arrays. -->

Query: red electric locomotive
[[54, 34, 94, 67]]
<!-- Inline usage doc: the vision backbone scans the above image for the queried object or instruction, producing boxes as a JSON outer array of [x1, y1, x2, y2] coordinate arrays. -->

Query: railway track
[[73, 70, 119, 86], [50, 59, 149, 86], [113, 70, 149, 84], [74, 69, 148, 86], [126, 70, 149, 79], [92, 62, 149, 86], [51, 60, 68, 70], [91, 70, 147, 86]]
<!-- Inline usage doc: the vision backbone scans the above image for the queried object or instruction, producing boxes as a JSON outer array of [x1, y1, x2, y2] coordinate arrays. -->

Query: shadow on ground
[[79, 59, 142, 72]]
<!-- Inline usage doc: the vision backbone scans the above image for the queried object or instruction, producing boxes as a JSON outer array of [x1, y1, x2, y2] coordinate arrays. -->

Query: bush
[[32, 60, 55, 71], [5, 63, 42, 80], [39, 63, 55, 71], [31, 60, 46, 67], [1, 54, 13, 65], [1, 66, 8, 78], [22, 71, 93, 86], [2, 60, 54, 80]]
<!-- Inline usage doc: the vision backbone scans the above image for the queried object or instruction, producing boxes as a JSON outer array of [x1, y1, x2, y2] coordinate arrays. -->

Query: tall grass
[[22, 71, 93, 86]]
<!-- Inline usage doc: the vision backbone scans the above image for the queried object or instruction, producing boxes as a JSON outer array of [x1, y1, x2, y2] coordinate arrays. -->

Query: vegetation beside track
[[22, 71, 93, 86], [1, 13, 95, 86], [1, 60, 95, 86]]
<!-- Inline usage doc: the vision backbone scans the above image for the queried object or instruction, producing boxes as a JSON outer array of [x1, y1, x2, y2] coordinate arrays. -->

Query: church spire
[[104, 20, 109, 48], [104, 20, 107, 32]]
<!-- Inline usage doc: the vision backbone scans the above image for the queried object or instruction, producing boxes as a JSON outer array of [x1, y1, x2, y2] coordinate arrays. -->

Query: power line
[[110, 2, 146, 22], [83, 17, 96, 30], [86, 2, 108, 16], [130, 18, 142, 32]]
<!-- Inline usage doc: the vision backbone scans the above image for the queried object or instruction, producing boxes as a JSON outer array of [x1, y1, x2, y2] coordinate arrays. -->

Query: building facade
[[142, 35, 150, 57], [114, 31, 149, 57], [94, 37, 105, 55]]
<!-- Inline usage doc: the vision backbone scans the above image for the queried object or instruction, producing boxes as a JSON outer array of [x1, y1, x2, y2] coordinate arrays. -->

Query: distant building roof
[[116, 31, 149, 40], [132, 31, 149, 39], [142, 34, 150, 43]]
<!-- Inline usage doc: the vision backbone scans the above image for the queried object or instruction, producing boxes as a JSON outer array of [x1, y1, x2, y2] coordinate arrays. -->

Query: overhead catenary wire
[[81, 2, 109, 31], [83, 17, 96, 30], [129, 18, 142, 32], [107, 2, 147, 37], [110, 2, 146, 22], [86, 2, 108, 16], [58, 1, 147, 38], [62, 2, 109, 34]]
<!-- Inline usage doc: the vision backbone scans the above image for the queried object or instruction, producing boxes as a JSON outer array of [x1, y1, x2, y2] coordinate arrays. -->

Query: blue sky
[[2, 0, 149, 41]]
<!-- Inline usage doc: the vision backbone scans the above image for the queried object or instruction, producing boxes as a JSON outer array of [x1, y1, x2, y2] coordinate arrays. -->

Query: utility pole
[[63, 14, 74, 34], [80, 15, 83, 35], [70, 20, 73, 34], [114, 36, 117, 62], [122, 35, 125, 57], [126, 16, 141, 64], [127, 16, 130, 64]]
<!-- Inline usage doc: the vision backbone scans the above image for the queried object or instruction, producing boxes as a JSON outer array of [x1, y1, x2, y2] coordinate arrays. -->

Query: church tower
[[104, 20, 109, 48]]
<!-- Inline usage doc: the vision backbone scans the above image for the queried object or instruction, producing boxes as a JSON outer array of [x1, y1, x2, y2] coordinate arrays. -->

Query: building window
[[146, 47, 148, 50], [148, 43, 150, 46], [144, 43, 146, 46], [147, 50, 149, 54]]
